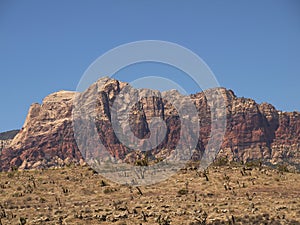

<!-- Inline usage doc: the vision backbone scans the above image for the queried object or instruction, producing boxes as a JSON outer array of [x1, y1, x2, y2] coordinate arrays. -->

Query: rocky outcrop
[[1, 78, 300, 171], [0, 130, 19, 153], [217, 98, 300, 167], [0, 140, 12, 153], [1, 91, 83, 170]]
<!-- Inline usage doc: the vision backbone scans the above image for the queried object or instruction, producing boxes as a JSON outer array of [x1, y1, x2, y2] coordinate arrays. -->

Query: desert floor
[[0, 163, 299, 225]]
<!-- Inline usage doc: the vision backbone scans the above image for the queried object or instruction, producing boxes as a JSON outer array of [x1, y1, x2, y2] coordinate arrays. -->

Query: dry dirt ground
[[0, 164, 299, 225]]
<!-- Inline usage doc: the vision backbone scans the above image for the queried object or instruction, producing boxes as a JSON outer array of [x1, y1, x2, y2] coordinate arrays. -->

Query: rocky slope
[[0, 130, 19, 154], [1, 78, 299, 171], [0, 140, 12, 153]]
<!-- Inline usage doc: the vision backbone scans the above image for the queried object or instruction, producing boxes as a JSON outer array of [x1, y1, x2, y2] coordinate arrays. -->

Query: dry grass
[[0, 164, 299, 224]]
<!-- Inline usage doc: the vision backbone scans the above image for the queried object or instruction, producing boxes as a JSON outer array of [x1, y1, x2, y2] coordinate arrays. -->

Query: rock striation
[[1, 78, 300, 171]]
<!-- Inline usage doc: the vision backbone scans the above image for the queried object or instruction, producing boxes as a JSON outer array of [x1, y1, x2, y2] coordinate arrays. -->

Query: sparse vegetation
[[245, 159, 262, 169], [0, 129, 19, 140], [277, 163, 289, 173], [177, 188, 188, 196], [213, 157, 229, 167], [134, 154, 149, 179], [0, 165, 299, 224]]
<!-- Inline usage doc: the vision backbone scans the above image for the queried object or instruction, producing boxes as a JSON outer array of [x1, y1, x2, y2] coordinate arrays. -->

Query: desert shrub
[[12, 192, 22, 197], [19, 217, 26, 225], [62, 187, 69, 194], [7, 171, 15, 178], [177, 189, 188, 195], [134, 158, 149, 167], [185, 160, 200, 170], [157, 215, 171, 225], [213, 157, 228, 166], [17, 186, 22, 191], [39, 197, 46, 203], [277, 164, 289, 173], [100, 180, 107, 187], [103, 187, 117, 194], [245, 159, 262, 168]]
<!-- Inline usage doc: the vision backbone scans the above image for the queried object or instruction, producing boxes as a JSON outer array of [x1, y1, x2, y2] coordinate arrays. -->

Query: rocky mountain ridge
[[1, 78, 299, 171]]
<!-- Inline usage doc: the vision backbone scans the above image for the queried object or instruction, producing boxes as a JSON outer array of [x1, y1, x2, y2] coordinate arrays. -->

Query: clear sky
[[0, 0, 299, 132]]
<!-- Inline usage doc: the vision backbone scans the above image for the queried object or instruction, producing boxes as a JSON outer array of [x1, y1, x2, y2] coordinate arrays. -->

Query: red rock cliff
[[1, 78, 299, 171]]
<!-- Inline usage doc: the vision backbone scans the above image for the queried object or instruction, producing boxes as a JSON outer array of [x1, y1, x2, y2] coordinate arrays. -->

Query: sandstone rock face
[[1, 91, 82, 171], [1, 78, 300, 171]]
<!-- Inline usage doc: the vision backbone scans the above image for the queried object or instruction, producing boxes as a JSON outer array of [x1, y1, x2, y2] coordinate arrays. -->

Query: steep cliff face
[[1, 91, 82, 171], [1, 78, 300, 171], [219, 99, 300, 167], [271, 112, 300, 166]]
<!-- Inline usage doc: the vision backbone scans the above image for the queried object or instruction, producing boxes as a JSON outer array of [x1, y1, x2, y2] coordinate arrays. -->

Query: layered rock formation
[[1, 78, 299, 171], [1, 91, 82, 170]]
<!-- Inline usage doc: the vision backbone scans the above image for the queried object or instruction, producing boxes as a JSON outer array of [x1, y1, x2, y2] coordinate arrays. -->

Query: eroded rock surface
[[1, 78, 299, 171]]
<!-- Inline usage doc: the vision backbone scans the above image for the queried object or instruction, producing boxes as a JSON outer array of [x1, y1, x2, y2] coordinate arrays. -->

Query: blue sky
[[0, 0, 300, 132]]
